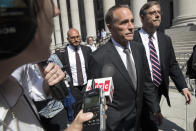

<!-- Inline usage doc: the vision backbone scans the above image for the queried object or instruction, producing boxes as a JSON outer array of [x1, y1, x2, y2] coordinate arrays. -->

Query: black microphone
[[39, 60, 76, 123], [39, 61, 68, 100], [101, 64, 115, 78], [102, 64, 115, 103]]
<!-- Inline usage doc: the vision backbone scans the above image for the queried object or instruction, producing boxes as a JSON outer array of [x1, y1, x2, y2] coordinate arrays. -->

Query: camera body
[[83, 88, 106, 131]]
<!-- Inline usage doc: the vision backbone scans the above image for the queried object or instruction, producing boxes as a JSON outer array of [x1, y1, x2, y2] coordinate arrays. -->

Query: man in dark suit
[[133, 1, 192, 131], [89, 5, 161, 131], [55, 28, 92, 115], [56, 28, 92, 90]]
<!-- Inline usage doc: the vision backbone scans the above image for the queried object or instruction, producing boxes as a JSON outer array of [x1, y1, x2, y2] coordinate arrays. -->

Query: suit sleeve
[[192, 45, 196, 70], [88, 53, 102, 79], [167, 36, 188, 92]]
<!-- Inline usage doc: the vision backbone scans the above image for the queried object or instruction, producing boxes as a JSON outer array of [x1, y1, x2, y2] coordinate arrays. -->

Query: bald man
[[55, 28, 92, 116]]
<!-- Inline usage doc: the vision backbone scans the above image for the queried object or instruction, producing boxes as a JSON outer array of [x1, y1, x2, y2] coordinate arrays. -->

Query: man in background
[[86, 36, 97, 52], [134, 1, 192, 131]]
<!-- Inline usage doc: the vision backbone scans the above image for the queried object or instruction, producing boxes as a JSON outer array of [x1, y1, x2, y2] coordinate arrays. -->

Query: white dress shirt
[[12, 64, 47, 101], [111, 38, 135, 69], [139, 28, 160, 80], [67, 44, 87, 86], [0, 77, 44, 131], [87, 43, 97, 52]]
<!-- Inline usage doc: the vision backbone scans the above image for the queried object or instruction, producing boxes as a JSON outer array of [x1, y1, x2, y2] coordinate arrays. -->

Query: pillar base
[[172, 15, 196, 28]]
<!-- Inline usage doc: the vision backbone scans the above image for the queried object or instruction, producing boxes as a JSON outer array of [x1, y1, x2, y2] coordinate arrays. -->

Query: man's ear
[[107, 24, 113, 32], [140, 15, 144, 20], [140, 15, 145, 23]]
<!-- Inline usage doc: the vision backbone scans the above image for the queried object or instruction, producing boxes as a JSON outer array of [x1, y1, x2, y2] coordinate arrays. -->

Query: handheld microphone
[[101, 64, 115, 78], [39, 60, 75, 123], [86, 64, 115, 102], [38, 61, 68, 100]]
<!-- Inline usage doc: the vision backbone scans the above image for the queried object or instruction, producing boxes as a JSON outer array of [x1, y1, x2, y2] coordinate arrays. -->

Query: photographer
[[0, 0, 92, 131]]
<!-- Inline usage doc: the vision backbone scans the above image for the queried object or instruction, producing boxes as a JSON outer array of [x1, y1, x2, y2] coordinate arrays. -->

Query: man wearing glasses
[[134, 1, 192, 131]]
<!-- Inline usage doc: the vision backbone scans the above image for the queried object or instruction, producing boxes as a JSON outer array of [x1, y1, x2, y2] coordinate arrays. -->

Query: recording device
[[83, 79, 106, 131], [39, 61, 68, 100], [0, 0, 37, 59]]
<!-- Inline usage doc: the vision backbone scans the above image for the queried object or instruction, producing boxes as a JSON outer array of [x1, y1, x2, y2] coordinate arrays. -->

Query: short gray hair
[[139, 1, 161, 16], [105, 5, 131, 25]]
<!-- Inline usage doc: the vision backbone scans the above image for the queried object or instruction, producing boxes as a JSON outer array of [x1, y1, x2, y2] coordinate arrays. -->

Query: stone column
[[173, 0, 196, 27], [50, 33, 56, 52], [84, 0, 96, 37], [130, 0, 147, 29], [59, 0, 69, 44], [103, 0, 115, 33], [53, 0, 62, 46], [70, 0, 81, 34]]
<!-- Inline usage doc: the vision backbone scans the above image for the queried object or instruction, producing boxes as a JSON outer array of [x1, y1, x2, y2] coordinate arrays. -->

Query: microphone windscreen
[[101, 64, 115, 77]]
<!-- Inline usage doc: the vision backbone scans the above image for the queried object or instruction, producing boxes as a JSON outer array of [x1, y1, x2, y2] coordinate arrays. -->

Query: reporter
[[12, 63, 69, 131], [0, 0, 92, 130]]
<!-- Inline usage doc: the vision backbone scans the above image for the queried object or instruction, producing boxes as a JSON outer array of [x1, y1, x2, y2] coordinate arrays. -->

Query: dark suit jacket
[[89, 39, 159, 131], [56, 44, 92, 83], [134, 30, 188, 106]]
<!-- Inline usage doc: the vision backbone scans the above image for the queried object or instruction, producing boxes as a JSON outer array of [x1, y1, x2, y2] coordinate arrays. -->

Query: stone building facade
[[51, 0, 196, 50]]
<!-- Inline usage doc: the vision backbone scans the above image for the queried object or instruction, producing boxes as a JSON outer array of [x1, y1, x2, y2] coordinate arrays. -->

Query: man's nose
[[128, 22, 134, 30], [155, 14, 160, 18]]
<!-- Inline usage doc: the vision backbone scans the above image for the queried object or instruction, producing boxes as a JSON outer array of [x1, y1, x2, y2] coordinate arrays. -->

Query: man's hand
[[154, 112, 163, 126], [38, 63, 66, 97], [182, 88, 192, 104], [43, 63, 65, 86], [65, 110, 93, 131]]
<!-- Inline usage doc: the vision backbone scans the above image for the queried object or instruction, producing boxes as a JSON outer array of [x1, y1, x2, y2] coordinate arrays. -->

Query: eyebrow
[[120, 18, 134, 24]]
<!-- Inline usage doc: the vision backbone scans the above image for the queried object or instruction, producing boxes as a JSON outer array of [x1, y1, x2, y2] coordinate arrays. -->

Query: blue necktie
[[149, 35, 162, 87]]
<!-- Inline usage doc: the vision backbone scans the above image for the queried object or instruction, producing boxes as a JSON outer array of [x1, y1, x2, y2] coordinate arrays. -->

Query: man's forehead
[[114, 7, 131, 14], [113, 8, 133, 20], [69, 30, 79, 36], [147, 5, 161, 11]]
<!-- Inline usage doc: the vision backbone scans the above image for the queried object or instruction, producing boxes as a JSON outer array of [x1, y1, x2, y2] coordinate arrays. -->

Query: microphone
[[39, 60, 75, 123], [101, 64, 115, 77], [38, 61, 68, 100], [86, 64, 115, 102]]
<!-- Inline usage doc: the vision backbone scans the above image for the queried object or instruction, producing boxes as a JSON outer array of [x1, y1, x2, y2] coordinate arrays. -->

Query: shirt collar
[[140, 28, 157, 40], [68, 44, 81, 51], [111, 37, 131, 50]]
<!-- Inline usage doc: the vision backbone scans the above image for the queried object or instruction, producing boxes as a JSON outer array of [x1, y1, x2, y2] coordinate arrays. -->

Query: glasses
[[70, 36, 80, 39], [146, 10, 161, 16]]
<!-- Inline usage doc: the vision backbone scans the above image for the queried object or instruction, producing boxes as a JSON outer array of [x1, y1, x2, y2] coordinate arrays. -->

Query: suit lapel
[[157, 32, 165, 70], [129, 41, 139, 89], [134, 30, 143, 43], [107, 41, 135, 88], [81, 45, 89, 72], [64, 47, 72, 76], [81, 45, 87, 68]]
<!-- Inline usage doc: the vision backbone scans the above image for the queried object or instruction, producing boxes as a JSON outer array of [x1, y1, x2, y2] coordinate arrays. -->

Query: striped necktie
[[148, 35, 162, 87]]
